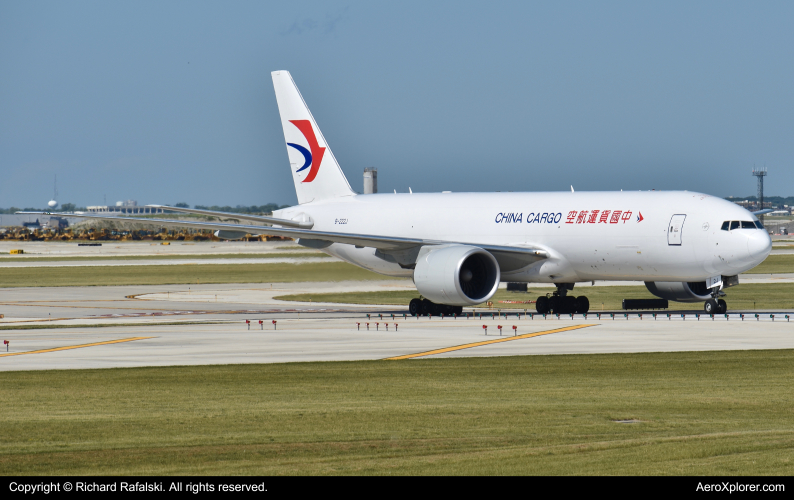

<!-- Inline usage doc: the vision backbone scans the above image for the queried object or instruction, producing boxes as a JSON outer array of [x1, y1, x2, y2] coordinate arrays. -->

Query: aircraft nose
[[747, 230, 772, 262]]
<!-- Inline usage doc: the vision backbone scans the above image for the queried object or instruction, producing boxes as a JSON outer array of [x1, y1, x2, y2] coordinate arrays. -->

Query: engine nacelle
[[413, 245, 500, 306], [644, 281, 712, 303], [214, 230, 248, 240]]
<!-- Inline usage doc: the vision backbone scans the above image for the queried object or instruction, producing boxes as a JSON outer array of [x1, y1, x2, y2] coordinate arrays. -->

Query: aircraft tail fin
[[272, 71, 354, 204]]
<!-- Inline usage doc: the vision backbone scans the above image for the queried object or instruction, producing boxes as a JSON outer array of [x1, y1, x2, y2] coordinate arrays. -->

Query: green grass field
[[0, 252, 326, 262], [275, 283, 794, 311], [0, 262, 394, 287], [745, 254, 794, 274], [1, 351, 793, 475]]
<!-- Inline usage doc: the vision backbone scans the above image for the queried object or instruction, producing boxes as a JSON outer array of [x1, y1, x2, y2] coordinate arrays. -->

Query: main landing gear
[[409, 298, 463, 317], [535, 283, 590, 315]]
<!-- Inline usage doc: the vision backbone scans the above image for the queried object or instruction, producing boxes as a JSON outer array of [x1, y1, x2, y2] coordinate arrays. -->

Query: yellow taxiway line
[[385, 324, 596, 360], [0, 337, 154, 357]]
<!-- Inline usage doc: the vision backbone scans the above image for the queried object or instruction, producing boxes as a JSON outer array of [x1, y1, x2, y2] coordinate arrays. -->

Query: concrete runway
[[1, 314, 792, 371]]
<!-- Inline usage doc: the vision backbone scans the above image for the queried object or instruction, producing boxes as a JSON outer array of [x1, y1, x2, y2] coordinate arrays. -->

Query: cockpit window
[[721, 220, 763, 230]]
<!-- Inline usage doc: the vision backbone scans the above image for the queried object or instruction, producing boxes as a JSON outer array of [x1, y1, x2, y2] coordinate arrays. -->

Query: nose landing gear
[[535, 284, 590, 315], [704, 298, 727, 314]]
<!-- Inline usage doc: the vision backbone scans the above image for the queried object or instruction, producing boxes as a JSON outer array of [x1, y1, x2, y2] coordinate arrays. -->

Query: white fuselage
[[275, 190, 772, 283]]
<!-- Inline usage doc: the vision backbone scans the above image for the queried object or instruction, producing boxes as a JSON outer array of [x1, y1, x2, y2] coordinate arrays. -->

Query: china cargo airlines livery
[[27, 71, 772, 315]]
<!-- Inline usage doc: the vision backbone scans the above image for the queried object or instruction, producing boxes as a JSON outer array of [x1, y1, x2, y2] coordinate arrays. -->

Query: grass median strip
[[0, 262, 396, 288], [1, 350, 793, 475], [744, 254, 794, 274]]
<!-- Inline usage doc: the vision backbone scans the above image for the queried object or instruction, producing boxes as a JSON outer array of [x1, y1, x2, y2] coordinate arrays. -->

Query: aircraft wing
[[18, 212, 548, 268], [751, 208, 774, 216], [145, 205, 314, 228]]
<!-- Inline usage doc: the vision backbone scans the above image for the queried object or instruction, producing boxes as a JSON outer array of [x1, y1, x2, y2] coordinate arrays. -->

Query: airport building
[[363, 168, 377, 194], [86, 200, 164, 215]]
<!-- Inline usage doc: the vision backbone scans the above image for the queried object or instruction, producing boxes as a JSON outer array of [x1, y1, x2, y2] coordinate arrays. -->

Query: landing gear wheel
[[704, 299, 718, 314], [536, 296, 550, 314], [454, 306, 463, 316], [717, 299, 727, 314], [575, 296, 590, 314], [421, 299, 432, 316], [563, 296, 577, 314], [409, 298, 421, 316], [548, 296, 559, 314]]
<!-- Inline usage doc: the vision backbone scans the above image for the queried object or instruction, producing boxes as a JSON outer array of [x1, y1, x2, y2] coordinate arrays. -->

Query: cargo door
[[668, 214, 686, 246]]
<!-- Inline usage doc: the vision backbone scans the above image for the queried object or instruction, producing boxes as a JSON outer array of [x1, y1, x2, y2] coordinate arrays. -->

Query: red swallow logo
[[288, 120, 325, 183], [637, 212, 644, 223]]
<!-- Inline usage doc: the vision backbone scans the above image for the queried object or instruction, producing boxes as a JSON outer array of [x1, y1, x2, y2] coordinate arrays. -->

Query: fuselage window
[[755, 220, 764, 229], [721, 221, 730, 231], [741, 221, 755, 229], [730, 221, 740, 230]]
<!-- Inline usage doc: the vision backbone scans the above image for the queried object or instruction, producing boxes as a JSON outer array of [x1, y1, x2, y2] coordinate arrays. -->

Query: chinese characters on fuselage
[[494, 210, 634, 224]]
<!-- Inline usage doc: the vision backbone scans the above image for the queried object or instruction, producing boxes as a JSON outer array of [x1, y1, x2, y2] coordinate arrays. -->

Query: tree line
[[726, 196, 794, 207]]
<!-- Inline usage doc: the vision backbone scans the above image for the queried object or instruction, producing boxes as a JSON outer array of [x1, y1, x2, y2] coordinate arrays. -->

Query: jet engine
[[644, 281, 712, 303], [413, 245, 500, 306], [214, 230, 248, 240]]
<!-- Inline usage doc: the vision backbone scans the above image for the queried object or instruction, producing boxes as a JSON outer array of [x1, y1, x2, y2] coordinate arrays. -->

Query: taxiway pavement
[[1, 315, 792, 371]]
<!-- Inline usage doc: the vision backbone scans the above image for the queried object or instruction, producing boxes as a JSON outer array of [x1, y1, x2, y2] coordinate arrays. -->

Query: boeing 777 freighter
[[25, 71, 772, 315]]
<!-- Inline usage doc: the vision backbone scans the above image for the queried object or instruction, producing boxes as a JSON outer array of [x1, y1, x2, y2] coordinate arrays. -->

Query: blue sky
[[1, 1, 792, 207]]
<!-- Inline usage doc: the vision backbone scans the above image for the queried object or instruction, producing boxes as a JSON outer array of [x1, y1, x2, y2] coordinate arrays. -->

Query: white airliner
[[25, 71, 772, 315]]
